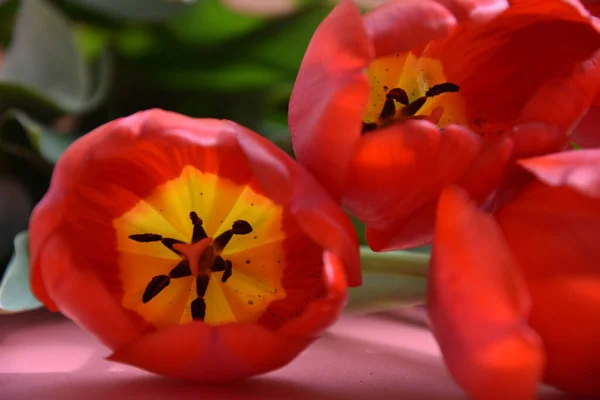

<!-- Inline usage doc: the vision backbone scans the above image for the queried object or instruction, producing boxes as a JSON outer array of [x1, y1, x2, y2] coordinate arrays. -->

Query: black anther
[[425, 82, 459, 98], [232, 220, 253, 235], [190, 211, 208, 243], [142, 275, 170, 303], [221, 260, 233, 283], [191, 298, 206, 320], [386, 88, 409, 105], [129, 233, 163, 242]]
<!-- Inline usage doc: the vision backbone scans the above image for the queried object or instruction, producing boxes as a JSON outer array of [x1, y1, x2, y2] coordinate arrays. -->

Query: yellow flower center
[[362, 52, 467, 133], [113, 165, 286, 329]]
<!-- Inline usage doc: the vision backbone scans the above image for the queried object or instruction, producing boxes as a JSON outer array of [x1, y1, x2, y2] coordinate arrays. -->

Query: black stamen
[[425, 82, 459, 98], [401, 97, 427, 117], [142, 275, 170, 303], [129, 233, 162, 242], [232, 220, 253, 235], [190, 211, 208, 243], [211, 256, 227, 272], [196, 275, 210, 298], [213, 230, 233, 252], [169, 259, 192, 278], [362, 122, 378, 134], [378, 98, 396, 120], [191, 297, 206, 320], [221, 260, 233, 283], [386, 88, 409, 105], [161, 238, 186, 256]]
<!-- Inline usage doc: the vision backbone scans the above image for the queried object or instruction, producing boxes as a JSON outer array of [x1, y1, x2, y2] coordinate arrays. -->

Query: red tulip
[[289, 0, 600, 251], [428, 150, 600, 398], [28, 109, 360, 382]]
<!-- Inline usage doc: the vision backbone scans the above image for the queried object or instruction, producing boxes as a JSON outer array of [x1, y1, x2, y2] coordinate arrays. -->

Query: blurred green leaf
[[63, 0, 194, 21], [248, 3, 331, 72], [165, 0, 267, 46], [0, 0, 112, 116], [6, 110, 77, 163], [154, 61, 286, 92], [0, 231, 42, 313]]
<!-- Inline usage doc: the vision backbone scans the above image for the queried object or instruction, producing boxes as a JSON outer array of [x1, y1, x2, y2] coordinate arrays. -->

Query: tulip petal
[[495, 175, 600, 394], [520, 49, 600, 134], [509, 123, 568, 159], [108, 250, 347, 382], [428, 186, 544, 400], [28, 117, 126, 311], [233, 122, 361, 286], [518, 149, 600, 199], [363, 0, 457, 57], [572, 103, 600, 148], [344, 121, 482, 251], [288, 0, 373, 199], [425, 0, 600, 136], [458, 134, 513, 203], [431, 0, 508, 23], [39, 233, 143, 349], [527, 277, 600, 395], [279, 250, 347, 337], [109, 320, 312, 382]]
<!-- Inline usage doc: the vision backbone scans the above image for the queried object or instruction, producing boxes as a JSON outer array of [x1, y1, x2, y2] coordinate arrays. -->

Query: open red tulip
[[428, 150, 600, 399], [28, 109, 360, 382], [289, 0, 600, 251]]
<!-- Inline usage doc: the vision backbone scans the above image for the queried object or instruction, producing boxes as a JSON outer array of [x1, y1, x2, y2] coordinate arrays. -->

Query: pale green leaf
[[0, 231, 41, 313], [0, 0, 112, 114]]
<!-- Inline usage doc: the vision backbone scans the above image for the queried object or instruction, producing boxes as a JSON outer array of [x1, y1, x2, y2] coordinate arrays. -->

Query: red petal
[[425, 0, 600, 136], [572, 103, 600, 148], [519, 49, 600, 134], [288, 0, 373, 199], [108, 250, 347, 382], [495, 178, 600, 394], [28, 117, 126, 311], [518, 149, 600, 199], [363, 0, 457, 57], [428, 186, 544, 400], [109, 321, 312, 382], [458, 134, 513, 203], [527, 277, 600, 395], [583, 1, 600, 17], [431, 0, 508, 23], [344, 121, 482, 251], [38, 233, 143, 349], [233, 121, 361, 286], [480, 123, 568, 210]]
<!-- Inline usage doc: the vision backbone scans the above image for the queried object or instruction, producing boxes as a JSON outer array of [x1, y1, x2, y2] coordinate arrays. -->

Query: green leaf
[[247, 4, 332, 73], [0, 231, 42, 313], [165, 0, 267, 47], [6, 110, 77, 163], [63, 0, 194, 21], [0, 0, 112, 115]]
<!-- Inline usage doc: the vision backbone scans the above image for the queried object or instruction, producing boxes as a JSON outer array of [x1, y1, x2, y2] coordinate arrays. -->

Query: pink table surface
[[0, 309, 576, 400]]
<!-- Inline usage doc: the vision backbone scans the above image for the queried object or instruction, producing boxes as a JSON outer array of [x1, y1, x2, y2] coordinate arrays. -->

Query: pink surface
[[0, 309, 575, 400]]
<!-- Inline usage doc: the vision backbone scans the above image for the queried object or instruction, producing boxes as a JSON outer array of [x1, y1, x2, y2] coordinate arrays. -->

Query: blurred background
[[0, 0, 389, 311]]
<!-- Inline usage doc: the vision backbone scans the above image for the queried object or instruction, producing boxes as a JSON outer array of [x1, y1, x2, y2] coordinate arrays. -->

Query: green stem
[[359, 246, 430, 278], [344, 246, 431, 314]]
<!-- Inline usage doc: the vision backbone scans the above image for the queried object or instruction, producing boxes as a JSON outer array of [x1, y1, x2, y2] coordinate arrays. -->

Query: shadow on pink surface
[[0, 310, 579, 400]]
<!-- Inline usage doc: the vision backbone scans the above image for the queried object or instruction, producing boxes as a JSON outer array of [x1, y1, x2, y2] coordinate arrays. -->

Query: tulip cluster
[[29, 0, 600, 398]]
